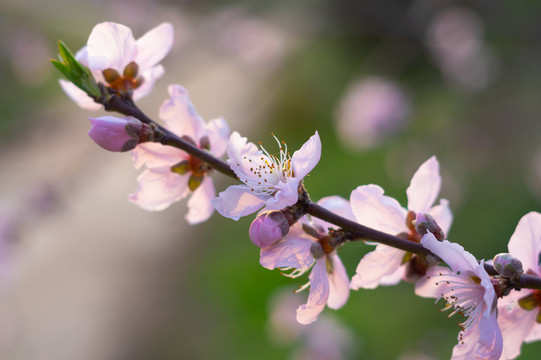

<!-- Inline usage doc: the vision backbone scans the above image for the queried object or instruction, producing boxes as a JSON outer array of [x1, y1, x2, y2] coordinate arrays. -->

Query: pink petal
[[312, 196, 355, 230], [185, 176, 215, 224], [414, 265, 452, 298], [350, 244, 405, 290], [59, 80, 101, 110], [326, 253, 349, 309], [452, 313, 502, 360], [428, 198, 453, 236], [86, 22, 137, 71], [508, 211, 541, 275], [498, 301, 534, 360], [296, 258, 329, 325], [264, 180, 299, 210], [159, 84, 204, 140], [350, 184, 407, 235], [132, 142, 187, 170], [226, 131, 261, 180], [420, 233, 479, 273], [406, 156, 441, 213], [133, 65, 165, 101], [291, 131, 321, 180], [259, 235, 314, 270], [129, 166, 189, 211], [212, 185, 267, 220], [135, 23, 173, 70], [206, 117, 231, 158]]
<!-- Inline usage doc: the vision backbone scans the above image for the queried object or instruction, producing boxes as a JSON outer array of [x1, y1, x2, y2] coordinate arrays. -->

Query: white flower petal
[[129, 166, 189, 211], [420, 233, 479, 273], [508, 211, 541, 275], [350, 184, 407, 235], [326, 253, 349, 309], [185, 176, 215, 224], [406, 156, 441, 213], [264, 180, 299, 210], [206, 117, 231, 157], [133, 65, 165, 101], [296, 258, 329, 325], [260, 235, 314, 270], [132, 142, 187, 169], [59, 80, 101, 111], [291, 131, 321, 180], [226, 131, 261, 179], [312, 196, 354, 231], [87, 22, 137, 71], [159, 84, 204, 140], [212, 185, 267, 220], [350, 244, 405, 290], [498, 296, 537, 360], [135, 22, 173, 70], [414, 265, 452, 298]]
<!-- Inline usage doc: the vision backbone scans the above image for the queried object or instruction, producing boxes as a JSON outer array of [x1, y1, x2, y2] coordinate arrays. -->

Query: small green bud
[[493, 253, 523, 279]]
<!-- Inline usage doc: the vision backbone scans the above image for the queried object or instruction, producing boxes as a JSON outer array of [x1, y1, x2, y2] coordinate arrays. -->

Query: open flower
[[497, 212, 541, 359], [60, 22, 173, 110], [416, 233, 502, 360], [260, 196, 354, 324], [212, 131, 321, 220], [350, 156, 452, 289], [129, 84, 229, 224]]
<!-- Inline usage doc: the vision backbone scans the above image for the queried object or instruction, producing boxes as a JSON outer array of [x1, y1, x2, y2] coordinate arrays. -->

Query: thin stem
[[96, 90, 541, 291]]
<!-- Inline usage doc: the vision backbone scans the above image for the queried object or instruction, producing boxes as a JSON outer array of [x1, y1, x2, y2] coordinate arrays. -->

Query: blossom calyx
[[89, 116, 153, 152], [413, 212, 444, 241], [249, 210, 290, 248], [493, 253, 523, 279]]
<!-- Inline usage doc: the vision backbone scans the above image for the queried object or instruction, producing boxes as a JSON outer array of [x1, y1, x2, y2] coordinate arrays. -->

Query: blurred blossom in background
[[1, 0, 541, 359], [335, 77, 410, 151], [426, 6, 497, 93], [267, 287, 358, 360]]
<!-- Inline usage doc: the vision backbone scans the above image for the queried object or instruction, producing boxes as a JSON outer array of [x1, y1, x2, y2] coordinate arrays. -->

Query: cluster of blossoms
[[54, 21, 541, 359]]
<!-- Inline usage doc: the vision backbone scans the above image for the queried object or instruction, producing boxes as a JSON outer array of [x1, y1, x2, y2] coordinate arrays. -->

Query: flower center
[[518, 289, 541, 323], [240, 134, 293, 195], [428, 271, 485, 337], [102, 61, 144, 95], [170, 136, 213, 191]]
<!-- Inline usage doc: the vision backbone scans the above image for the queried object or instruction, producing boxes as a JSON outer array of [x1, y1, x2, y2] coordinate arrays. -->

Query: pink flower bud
[[414, 213, 444, 241], [493, 253, 523, 279], [249, 210, 290, 248], [88, 116, 143, 152]]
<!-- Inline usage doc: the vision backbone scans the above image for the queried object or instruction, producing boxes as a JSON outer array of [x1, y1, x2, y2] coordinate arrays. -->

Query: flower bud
[[249, 210, 290, 248], [88, 116, 144, 152], [493, 253, 523, 279], [414, 213, 444, 241]]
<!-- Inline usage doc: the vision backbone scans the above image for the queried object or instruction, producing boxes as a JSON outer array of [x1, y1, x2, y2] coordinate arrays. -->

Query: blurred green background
[[1, 0, 541, 359]]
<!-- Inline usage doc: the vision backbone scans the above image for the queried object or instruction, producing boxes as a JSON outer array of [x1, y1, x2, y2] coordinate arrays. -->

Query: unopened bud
[[249, 210, 290, 248], [88, 116, 144, 152], [493, 253, 523, 279], [414, 213, 444, 241]]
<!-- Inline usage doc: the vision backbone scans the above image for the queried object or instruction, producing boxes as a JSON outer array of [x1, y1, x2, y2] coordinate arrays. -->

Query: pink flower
[[88, 116, 145, 152], [60, 22, 173, 110], [349, 156, 452, 289], [335, 77, 410, 150], [129, 84, 230, 224], [260, 196, 354, 324], [497, 212, 541, 359], [212, 131, 321, 220], [416, 233, 502, 360]]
